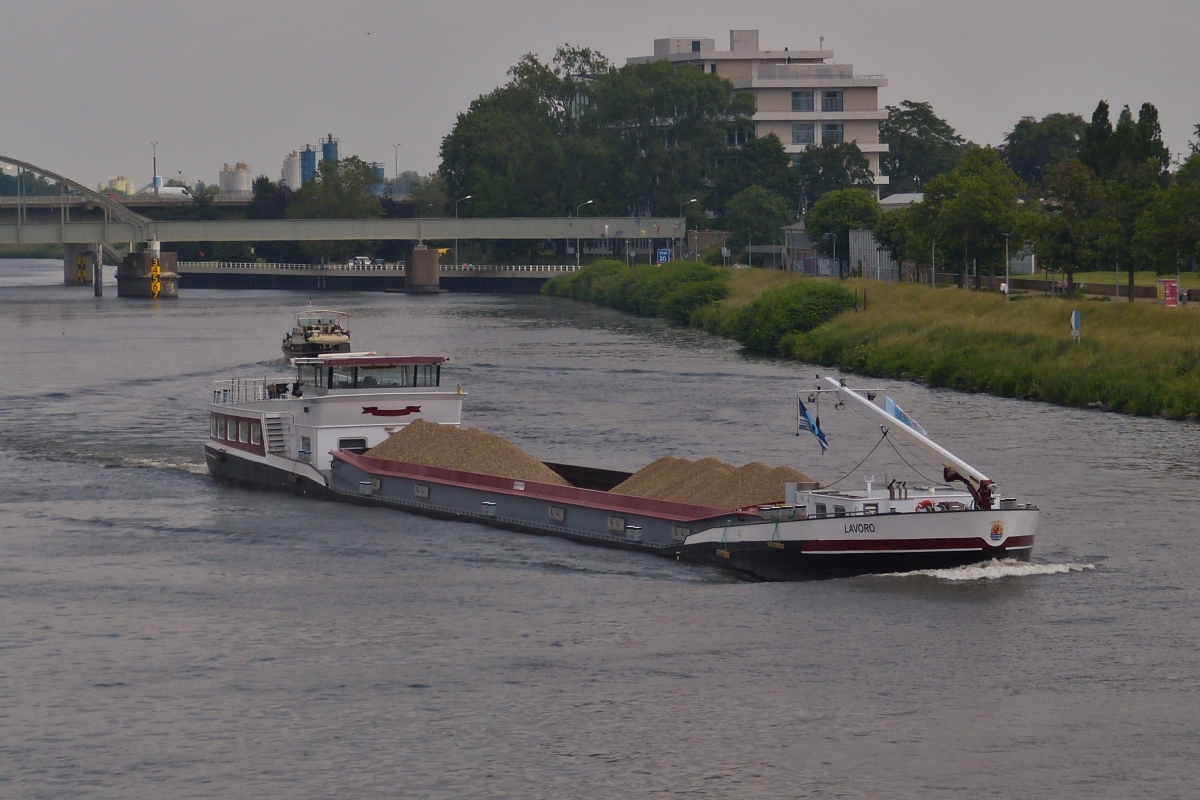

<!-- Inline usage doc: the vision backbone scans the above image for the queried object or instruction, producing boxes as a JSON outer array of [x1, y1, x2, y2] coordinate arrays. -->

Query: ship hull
[[207, 446, 1037, 581]]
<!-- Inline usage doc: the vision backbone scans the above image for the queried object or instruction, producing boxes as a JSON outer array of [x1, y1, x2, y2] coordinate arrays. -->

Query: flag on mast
[[884, 396, 927, 436], [797, 398, 829, 453]]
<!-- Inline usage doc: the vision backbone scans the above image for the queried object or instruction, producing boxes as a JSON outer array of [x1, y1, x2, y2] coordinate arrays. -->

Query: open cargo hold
[[365, 420, 816, 510], [329, 451, 755, 552]]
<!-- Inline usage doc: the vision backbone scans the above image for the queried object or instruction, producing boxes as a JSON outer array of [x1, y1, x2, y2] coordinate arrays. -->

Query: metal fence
[[849, 229, 899, 283]]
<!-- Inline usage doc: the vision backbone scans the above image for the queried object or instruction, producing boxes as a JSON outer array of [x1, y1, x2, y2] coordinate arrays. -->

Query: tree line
[[865, 101, 1197, 294]]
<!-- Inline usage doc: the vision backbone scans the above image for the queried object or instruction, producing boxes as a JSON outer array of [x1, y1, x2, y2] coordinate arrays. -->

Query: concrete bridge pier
[[63, 243, 94, 285], [93, 244, 103, 297], [405, 245, 440, 294]]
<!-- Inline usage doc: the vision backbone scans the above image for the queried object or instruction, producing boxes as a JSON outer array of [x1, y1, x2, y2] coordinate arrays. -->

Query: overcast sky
[[3, 0, 1198, 189]]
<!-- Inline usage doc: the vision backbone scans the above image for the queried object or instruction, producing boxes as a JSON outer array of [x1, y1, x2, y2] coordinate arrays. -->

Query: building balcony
[[784, 142, 889, 154], [755, 109, 889, 122], [733, 75, 888, 90]]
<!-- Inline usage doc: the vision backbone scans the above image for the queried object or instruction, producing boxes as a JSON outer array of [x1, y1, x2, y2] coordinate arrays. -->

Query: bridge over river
[[1, 155, 683, 292]]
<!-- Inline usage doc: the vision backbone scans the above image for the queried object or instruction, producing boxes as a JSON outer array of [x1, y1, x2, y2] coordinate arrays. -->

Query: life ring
[[915, 499, 935, 512]]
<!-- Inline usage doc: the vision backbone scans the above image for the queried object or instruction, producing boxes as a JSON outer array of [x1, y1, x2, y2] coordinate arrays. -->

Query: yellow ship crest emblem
[[990, 520, 1005, 542]]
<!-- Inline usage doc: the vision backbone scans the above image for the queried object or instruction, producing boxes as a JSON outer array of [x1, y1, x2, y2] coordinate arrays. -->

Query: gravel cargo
[[364, 419, 570, 486], [611, 456, 816, 509]]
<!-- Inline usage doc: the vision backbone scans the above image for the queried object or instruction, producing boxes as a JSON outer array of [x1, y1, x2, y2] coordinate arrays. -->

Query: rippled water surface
[[2, 259, 1198, 798]]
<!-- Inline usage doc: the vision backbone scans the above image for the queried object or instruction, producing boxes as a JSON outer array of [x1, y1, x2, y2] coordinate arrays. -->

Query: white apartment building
[[629, 30, 889, 189]]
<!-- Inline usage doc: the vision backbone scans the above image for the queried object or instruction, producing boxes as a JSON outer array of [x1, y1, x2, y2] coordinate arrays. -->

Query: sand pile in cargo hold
[[611, 456, 816, 509], [363, 419, 570, 486]]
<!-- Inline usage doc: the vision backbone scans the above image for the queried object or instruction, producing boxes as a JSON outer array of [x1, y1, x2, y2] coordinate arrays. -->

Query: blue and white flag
[[885, 396, 927, 436], [797, 398, 829, 453]]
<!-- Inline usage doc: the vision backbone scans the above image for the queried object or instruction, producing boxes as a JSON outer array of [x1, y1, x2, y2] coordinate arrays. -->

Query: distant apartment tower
[[280, 151, 301, 190], [629, 30, 889, 190], [300, 145, 317, 185], [218, 162, 253, 196]]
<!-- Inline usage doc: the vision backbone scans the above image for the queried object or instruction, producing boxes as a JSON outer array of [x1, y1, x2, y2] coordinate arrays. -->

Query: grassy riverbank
[[790, 284, 1200, 418], [547, 262, 1200, 419]]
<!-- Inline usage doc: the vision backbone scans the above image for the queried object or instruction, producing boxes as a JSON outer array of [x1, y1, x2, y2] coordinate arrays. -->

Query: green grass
[[788, 281, 1200, 418], [546, 263, 1200, 418], [1025, 270, 1200, 289]]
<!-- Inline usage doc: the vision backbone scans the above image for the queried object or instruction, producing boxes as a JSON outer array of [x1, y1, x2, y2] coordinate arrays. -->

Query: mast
[[824, 377, 995, 509]]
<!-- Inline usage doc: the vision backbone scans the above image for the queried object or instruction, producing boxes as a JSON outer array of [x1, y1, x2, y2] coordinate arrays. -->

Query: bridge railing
[[179, 261, 584, 273]]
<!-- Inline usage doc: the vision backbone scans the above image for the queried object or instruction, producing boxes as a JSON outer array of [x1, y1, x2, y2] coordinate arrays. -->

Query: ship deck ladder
[[264, 414, 287, 455]]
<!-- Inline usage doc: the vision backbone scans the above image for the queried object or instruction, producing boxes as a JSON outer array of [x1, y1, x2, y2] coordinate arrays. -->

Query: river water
[[1, 258, 1197, 798]]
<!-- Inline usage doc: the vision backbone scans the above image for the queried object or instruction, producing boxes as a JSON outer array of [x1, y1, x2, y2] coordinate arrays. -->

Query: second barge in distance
[[205, 352, 1038, 580]]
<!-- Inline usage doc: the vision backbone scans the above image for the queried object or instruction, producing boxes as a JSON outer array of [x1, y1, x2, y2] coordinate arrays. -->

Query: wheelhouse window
[[822, 90, 843, 112], [415, 363, 439, 387], [791, 90, 814, 112], [331, 367, 356, 390], [791, 123, 815, 144], [358, 365, 412, 388], [338, 437, 368, 454], [297, 365, 323, 393], [821, 123, 844, 144]]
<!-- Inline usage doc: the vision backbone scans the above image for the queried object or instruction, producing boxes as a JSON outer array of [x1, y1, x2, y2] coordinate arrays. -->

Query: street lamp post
[[151, 142, 159, 196], [1001, 233, 1011, 300], [575, 200, 593, 267], [679, 198, 697, 260], [455, 195, 472, 265], [393, 143, 401, 181]]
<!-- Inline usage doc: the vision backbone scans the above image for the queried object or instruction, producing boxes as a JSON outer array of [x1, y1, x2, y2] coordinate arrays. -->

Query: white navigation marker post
[[1071, 310, 1081, 344]]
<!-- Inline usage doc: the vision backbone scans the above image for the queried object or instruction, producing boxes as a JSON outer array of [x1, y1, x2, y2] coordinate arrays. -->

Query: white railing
[[439, 264, 582, 273], [180, 261, 583, 274], [181, 261, 405, 272], [213, 378, 269, 405]]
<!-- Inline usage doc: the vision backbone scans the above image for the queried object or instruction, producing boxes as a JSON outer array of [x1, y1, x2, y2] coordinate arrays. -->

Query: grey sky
[[3, 0, 1198, 189]]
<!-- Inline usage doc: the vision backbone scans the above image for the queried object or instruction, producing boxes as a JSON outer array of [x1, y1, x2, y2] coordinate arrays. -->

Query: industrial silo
[[300, 145, 317, 185], [218, 162, 253, 197], [281, 151, 301, 190], [369, 162, 386, 195], [320, 134, 339, 164]]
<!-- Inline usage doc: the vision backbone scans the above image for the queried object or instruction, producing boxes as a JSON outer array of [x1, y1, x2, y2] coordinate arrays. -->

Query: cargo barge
[[205, 353, 1038, 580]]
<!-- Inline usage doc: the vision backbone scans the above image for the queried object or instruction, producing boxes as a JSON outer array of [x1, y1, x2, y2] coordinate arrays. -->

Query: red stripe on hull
[[802, 534, 1035, 553]]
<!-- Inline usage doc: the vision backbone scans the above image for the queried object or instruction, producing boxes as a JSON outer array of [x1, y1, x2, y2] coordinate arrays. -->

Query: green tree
[[1080, 100, 1171, 181], [805, 188, 882, 273], [1000, 112, 1087, 186], [712, 133, 799, 213], [1133, 155, 1200, 273], [793, 141, 874, 206], [723, 185, 793, 256], [0, 170, 59, 196], [879, 100, 967, 194], [579, 58, 754, 215], [921, 148, 1024, 288], [246, 175, 290, 219], [1031, 160, 1119, 293], [874, 203, 935, 276], [285, 157, 383, 263]]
